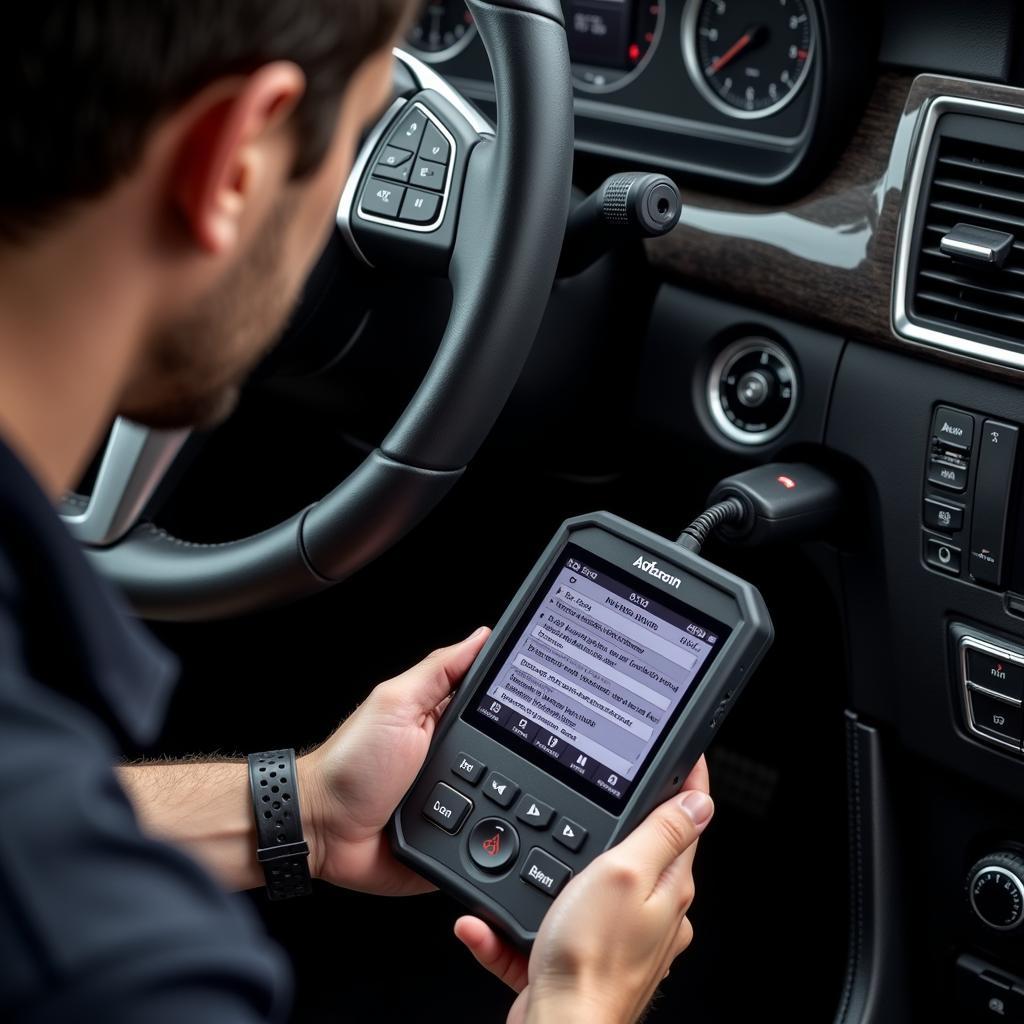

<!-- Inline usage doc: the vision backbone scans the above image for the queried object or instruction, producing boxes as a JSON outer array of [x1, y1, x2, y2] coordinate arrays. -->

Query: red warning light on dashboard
[[628, 43, 641, 61], [777, 475, 797, 489]]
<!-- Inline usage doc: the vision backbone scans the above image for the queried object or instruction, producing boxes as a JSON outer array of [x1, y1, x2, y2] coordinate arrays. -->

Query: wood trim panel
[[645, 73, 1024, 379]]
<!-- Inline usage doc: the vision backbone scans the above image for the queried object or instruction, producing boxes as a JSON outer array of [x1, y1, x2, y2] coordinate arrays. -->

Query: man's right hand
[[454, 756, 713, 1024]]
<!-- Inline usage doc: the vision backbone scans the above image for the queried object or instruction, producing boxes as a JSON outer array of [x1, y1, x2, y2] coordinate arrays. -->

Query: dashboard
[[404, 0, 876, 188], [394, 3, 1024, 1019]]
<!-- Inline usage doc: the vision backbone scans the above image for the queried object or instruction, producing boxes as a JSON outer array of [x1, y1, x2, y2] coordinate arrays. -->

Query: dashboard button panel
[[954, 627, 1024, 755], [923, 497, 964, 533], [925, 535, 961, 574], [920, 403, 1024, 587]]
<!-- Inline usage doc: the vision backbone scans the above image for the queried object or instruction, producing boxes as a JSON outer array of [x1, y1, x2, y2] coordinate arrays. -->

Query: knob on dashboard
[[707, 338, 798, 446], [967, 852, 1024, 932]]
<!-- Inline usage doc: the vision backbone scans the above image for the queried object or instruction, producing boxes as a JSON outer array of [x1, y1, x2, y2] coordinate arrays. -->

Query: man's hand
[[297, 627, 490, 896], [453, 757, 713, 1024]]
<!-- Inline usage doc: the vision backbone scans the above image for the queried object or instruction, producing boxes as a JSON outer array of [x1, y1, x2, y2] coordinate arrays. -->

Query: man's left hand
[[297, 627, 490, 896]]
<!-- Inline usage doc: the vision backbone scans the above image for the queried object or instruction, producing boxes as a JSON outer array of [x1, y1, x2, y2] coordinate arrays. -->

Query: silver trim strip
[[940, 237, 996, 261], [968, 864, 1024, 932], [706, 338, 799, 446], [355, 102, 457, 234], [337, 97, 407, 266], [395, 48, 493, 137], [681, 0, 817, 122], [892, 94, 1024, 373], [61, 419, 189, 547]]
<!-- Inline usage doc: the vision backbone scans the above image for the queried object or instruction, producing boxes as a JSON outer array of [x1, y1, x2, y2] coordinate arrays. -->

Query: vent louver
[[911, 135, 1024, 344]]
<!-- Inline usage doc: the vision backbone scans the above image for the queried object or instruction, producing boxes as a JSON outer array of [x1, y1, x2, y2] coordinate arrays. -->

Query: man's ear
[[171, 62, 307, 254]]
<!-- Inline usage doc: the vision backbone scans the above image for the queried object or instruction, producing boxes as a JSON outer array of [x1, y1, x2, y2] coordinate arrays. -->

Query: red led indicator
[[628, 43, 641, 61], [777, 475, 797, 489]]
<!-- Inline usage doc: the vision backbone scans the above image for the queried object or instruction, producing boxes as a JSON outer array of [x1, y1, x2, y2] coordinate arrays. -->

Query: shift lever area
[[558, 171, 682, 277]]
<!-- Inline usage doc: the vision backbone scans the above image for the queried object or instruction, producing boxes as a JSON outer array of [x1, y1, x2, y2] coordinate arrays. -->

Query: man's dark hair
[[0, 1, 413, 243]]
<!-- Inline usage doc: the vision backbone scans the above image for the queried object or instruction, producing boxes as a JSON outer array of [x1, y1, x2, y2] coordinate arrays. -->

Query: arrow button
[[418, 122, 451, 166], [553, 816, 587, 852], [514, 794, 554, 829]]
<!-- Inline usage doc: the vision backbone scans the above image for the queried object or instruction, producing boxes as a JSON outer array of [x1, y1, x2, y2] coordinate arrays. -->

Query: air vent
[[894, 97, 1024, 371], [911, 135, 1024, 344]]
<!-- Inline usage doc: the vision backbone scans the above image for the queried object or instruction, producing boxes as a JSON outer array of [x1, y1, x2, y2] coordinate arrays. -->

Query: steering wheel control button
[[468, 818, 520, 873], [452, 752, 486, 786], [412, 158, 446, 192], [553, 817, 587, 852], [923, 498, 964, 533], [483, 771, 519, 809], [932, 406, 975, 452], [966, 647, 1024, 703], [419, 123, 451, 165], [967, 688, 1023, 747], [514, 795, 554, 829], [392, 110, 426, 148], [925, 535, 961, 575], [374, 161, 414, 185], [400, 189, 442, 225], [520, 848, 572, 898], [379, 145, 413, 168], [423, 782, 473, 834], [362, 181, 406, 219]]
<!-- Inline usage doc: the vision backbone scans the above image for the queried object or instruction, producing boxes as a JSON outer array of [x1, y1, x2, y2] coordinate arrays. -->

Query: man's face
[[117, 48, 395, 431]]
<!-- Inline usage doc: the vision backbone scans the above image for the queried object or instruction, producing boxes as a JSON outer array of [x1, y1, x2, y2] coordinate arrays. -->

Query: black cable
[[676, 497, 747, 554]]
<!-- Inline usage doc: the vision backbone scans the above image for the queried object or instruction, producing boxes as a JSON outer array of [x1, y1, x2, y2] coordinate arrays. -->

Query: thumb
[[390, 627, 490, 712], [612, 789, 714, 891]]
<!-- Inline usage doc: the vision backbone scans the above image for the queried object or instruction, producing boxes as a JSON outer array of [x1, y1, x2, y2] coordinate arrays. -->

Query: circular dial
[[708, 338, 798, 446], [683, 0, 816, 120], [406, 1, 476, 60], [568, 1, 664, 93], [968, 853, 1024, 932]]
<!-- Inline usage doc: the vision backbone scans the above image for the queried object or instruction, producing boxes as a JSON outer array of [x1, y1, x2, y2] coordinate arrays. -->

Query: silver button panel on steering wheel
[[357, 102, 456, 233]]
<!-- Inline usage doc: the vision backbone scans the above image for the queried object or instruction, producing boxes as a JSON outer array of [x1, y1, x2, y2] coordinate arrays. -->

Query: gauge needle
[[706, 25, 763, 75]]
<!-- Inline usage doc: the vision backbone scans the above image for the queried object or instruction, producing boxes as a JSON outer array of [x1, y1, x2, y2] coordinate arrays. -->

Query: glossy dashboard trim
[[645, 73, 1024, 381]]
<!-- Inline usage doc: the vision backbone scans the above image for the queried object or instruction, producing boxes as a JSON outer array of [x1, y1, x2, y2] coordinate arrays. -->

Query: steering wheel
[[60, 0, 573, 622]]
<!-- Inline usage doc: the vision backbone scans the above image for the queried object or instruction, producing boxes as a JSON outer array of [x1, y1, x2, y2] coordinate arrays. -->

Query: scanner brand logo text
[[632, 556, 681, 589]]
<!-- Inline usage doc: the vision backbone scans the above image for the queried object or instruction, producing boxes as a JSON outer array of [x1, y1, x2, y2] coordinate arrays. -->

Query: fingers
[[680, 754, 710, 796], [453, 916, 530, 993], [613, 789, 714, 891], [385, 627, 491, 712]]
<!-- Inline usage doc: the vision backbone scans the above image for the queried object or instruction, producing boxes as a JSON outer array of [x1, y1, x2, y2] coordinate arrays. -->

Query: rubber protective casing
[[388, 511, 773, 948]]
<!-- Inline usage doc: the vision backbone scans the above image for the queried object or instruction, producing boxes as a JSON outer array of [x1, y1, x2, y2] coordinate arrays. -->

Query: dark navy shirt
[[0, 432, 291, 1022]]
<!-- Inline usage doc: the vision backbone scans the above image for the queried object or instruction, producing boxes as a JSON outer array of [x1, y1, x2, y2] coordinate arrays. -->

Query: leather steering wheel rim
[[71, 0, 573, 622]]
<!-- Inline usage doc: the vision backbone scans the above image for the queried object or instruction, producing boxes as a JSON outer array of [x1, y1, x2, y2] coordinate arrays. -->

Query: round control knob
[[707, 338, 798, 445], [736, 370, 772, 409], [967, 852, 1024, 932]]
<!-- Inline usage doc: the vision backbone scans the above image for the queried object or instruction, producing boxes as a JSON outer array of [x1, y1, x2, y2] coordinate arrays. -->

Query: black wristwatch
[[246, 748, 312, 900]]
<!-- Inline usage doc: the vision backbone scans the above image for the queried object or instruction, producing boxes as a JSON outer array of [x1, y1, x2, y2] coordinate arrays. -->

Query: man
[[0, 4, 713, 1022]]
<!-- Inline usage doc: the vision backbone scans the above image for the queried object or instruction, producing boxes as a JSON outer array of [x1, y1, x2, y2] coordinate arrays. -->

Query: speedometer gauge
[[683, 0, 816, 120], [406, 1, 476, 62]]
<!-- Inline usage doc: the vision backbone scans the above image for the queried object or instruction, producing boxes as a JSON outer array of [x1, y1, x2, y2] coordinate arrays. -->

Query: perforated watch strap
[[246, 748, 312, 900]]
